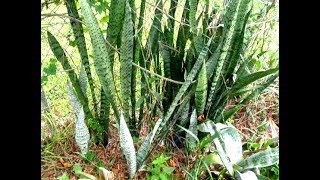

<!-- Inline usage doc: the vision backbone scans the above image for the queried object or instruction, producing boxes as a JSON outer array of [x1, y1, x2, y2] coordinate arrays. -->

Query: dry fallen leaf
[[99, 167, 115, 180], [63, 162, 73, 168], [266, 118, 279, 138], [58, 158, 73, 168], [43, 170, 55, 177], [84, 167, 95, 174], [53, 108, 61, 116], [59, 158, 65, 164], [168, 159, 176, 167]]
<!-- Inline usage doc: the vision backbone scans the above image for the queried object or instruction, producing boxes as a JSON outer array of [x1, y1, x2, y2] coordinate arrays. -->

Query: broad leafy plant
[[197, 121, 279, 179]]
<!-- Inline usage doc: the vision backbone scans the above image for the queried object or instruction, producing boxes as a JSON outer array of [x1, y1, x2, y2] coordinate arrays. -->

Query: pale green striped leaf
[[235, 170, 258, 180], [186, 109, 198, 150], [136, 118, 163, 169], [195, 60, 208, 116], [78, 0, 120, 120], [120, 1, 133, 123], [119, 113, 136, 178], [237, 147, 279, 170]]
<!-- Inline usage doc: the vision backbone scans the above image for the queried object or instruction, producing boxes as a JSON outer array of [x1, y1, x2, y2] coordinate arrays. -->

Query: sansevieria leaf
[[106, 0, 125, 53], [79, 65, 87, 95], [155, 37, 212, 138], [237, 147, 279, 170], [65, 0, 98, 116], [195, 60, 207, 116], [189, 0, 202, 53], [216, 123, 243, 164], [235, 170, 258, 180], [119, 113, 136, 178], [198, 120, 234, 175], [67, 82, 82, 116], [207, 0, 251, 110], [47, 31, 92, 119], [120, 0, 133, 124], [136, 118, 163, 169], [67, 83, 90, 154], [215, 73, 279, 123], [240, 73, 278, 105], [186, 109, 198, 150], [230, 68, 278, 94], [75, 106, 90, 154], [78, 0, 120, 121]]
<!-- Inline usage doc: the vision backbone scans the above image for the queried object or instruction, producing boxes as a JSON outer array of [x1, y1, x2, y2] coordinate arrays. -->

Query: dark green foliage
[[65, 0, 98, 118], [47, 31, 93, 120], [79, 0, 120, 121], [120, 0, 134, 131]]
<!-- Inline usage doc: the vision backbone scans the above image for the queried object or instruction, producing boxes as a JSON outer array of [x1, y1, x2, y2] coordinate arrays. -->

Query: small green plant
[[72, 163, 83, 174], [71, 163, 97, 179], [147, 154, 175, 180], [82, 152, 105, 170], [260, 164, 279, 179], [41, 58, 57, 85], [57, 172, 69, 180]]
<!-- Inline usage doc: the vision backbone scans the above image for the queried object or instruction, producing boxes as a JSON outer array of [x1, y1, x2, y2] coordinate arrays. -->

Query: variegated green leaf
[[79, 65, 87, 95], [145, 85, 197, 164], [216, 123, 243, 164], [155, 37, 212, 139], [119, 113, 136, 178], [47, 31, 92, 119], [189, 0, 202, 53], [237, 147, 279, 170], [207, 0, 251, 110], [136, 118, 163, 169], [179, 101, 190, 127], [67, 82, 90, 154], [75, 106, 90, 155], [65, 0, 98, 116], [133, 0, 146, 128], [67, 82, 82, 116], [240, 73, 278, 105], [99, 88, 110, 145], [231, 68, 278, 94], [198, 120, 234, 175], [212, 129, 234, 175], [106, 0, 125, 67], [195, 60, 207, 116], [145, 0, 163, 55], [120, 1, 133, 124], [160, 35, 172, 112], [224, 4, 252, 81], [186, 109, 198, 150], [78, 0, 120, 120], [235, 170, 258, 180]]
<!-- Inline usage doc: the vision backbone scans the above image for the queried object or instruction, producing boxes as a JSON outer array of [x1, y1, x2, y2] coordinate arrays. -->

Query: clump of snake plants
[[46, 0, 278, 178]]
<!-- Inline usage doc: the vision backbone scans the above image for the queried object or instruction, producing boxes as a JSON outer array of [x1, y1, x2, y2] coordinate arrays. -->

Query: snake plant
[[46, 0, 278, 178]]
